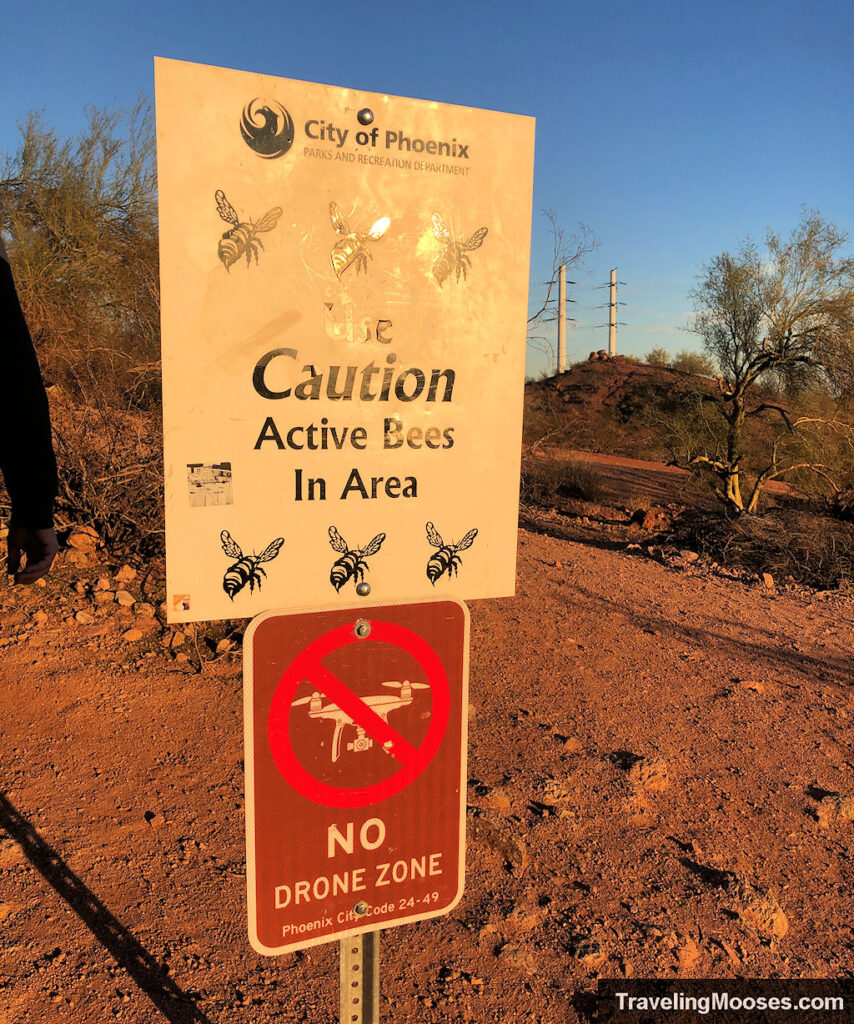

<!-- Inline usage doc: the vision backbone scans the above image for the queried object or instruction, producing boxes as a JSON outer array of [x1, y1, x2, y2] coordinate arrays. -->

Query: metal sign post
[[340, 930, 380, 1024]]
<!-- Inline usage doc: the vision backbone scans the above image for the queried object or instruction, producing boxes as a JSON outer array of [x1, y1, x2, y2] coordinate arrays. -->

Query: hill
[[524, 356, 716, 461]]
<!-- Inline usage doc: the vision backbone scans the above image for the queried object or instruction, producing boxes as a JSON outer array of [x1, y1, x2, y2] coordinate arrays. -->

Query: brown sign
[[244, 600, 469, 954]]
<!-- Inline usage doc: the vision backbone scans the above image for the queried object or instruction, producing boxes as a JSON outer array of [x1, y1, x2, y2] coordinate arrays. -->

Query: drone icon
[[291, 679, 430, 764]]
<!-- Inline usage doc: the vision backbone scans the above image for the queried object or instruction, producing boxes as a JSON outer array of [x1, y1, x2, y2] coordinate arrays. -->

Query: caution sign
[[155, 58, 535, 623], [244, 600, 468, 954]]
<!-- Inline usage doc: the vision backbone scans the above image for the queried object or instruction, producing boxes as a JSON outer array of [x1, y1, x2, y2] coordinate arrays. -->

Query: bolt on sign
[[154, 58, 535, 623], [244, 600, 468, 953]]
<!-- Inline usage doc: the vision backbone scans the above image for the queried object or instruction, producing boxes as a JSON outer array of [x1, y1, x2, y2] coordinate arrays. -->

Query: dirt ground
[[1, 517, 853, 1023]]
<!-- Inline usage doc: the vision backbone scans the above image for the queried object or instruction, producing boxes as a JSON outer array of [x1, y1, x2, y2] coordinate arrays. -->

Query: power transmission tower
[[558, 264, 567, 372], [594, 269, 627, 355], [529, 265, 576, 374]]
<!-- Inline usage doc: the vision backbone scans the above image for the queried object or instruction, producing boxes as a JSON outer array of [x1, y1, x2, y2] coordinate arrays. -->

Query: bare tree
[[688, 210, 854, 513], [527, 210, 599, 371]]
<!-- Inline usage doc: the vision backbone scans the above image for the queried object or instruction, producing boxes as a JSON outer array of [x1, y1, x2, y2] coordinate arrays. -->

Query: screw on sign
[[243, 599, 469, 958]]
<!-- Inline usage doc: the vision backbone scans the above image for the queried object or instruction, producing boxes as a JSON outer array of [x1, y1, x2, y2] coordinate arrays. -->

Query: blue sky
[[2, 0, 851, 376]]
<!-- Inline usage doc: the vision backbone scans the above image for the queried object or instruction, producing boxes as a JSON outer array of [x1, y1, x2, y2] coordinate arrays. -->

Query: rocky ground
[[1, 516, 853, 1023]]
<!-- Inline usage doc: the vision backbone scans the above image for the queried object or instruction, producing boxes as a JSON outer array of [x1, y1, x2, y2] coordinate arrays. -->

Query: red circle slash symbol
[[268, 620, 450, 807]]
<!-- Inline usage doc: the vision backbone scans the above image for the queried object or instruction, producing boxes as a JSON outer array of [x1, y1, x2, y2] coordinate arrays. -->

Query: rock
[[497, 943, 538, 975], [134, 603, 156, 618], [507, 901, 547, 932], [575, 941, 607, 968], [762, 572, 774, 589], [94, 591, 115, 605], [115, 591, 135, 607], [215, 637, 234, 654], [682, 550, 700, 563], [95, 577, 111, 591], [640, 508, 671, 532], [472, 817, 528, 874], [739, 679, 765, 694], [817, 794, 854, 828], [67, 527, 99, 553], [734, 882, 788, 938], [719, 937, 743, 970], [628, 757, 670, 792], [0, 842, 27, 870], [33, 611, 48, 625], [677, 935, 702, 971], [74, 611, 95, 625], [170, 631, 186, 648], [538, 775, 573, 804], [114, 565, 137, 583], [563, 736, 583, 753], [479, 787, 512, 813], [64, 550, 90, 566], [122, 629, 143, 642]]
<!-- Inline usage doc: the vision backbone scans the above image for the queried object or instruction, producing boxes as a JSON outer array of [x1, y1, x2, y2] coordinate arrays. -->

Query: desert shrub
[[0, 104, 162, 555], [672, 349, 717, 376], [676, 508, 853, 590], [521, 457, 603, 507], [523, 389, 597, 452], [50, 390, 164, 554], [645, 347, 669, 367]]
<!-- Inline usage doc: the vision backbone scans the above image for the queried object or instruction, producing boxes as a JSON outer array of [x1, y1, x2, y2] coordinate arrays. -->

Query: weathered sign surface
[[155, 58, 535, 622], [244, 600, 468, 954]]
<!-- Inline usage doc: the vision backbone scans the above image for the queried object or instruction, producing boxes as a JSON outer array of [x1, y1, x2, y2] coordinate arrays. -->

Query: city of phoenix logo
[[240, 98, 295, 158]]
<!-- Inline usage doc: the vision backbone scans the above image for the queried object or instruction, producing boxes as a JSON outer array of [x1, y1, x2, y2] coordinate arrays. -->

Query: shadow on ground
[[0, 793, 213, 1024]]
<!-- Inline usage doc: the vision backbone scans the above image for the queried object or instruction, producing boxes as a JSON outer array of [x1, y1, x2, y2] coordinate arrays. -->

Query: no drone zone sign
[[154, 58, 535, 623], [244, 600, 468, 953]]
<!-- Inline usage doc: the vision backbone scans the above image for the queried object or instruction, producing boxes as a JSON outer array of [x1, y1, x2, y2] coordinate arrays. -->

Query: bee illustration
[[328, 526, 386, 592], [425, 522, 478, 584], [329, 202, 390, 277], [431, 213, 488, 287], [220, 530, 284, 599], [215, 190, 283, 270]]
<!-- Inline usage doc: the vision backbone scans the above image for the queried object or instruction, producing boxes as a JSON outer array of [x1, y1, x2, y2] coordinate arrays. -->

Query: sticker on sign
[[244, 599, 469, 954]]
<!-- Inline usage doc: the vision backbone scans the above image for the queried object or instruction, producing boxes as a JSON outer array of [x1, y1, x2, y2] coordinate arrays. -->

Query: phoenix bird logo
[[240, 99, 295, 158]]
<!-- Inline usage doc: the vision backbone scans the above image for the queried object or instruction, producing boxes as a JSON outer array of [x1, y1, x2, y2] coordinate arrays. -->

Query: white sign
[[155, 58, 535, 623]]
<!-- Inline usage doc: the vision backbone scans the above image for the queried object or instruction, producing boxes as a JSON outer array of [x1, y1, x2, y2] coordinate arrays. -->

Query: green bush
[[645, 347, 669, 367], [672, 349, 717, 376]]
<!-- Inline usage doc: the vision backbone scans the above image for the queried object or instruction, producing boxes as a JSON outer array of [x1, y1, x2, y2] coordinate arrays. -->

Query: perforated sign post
[[244, 599, 468, 972]]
